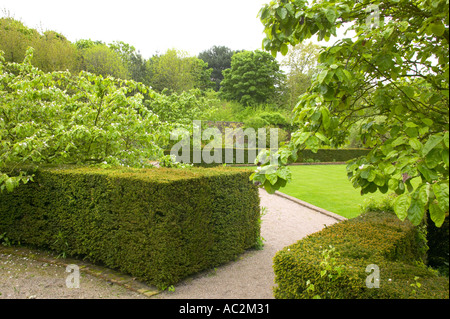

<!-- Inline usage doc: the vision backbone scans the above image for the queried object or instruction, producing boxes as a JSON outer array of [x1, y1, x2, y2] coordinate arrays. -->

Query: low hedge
[[296, 148, 371, 163], [165, 148, 371, 166], [273, 211, 449, 299], [0, 165, 260, 289], [165, 148, 259, 167]]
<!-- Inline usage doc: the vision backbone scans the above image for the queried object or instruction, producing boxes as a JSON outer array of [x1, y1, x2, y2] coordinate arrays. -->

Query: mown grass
[[235, 164, 388, 219]]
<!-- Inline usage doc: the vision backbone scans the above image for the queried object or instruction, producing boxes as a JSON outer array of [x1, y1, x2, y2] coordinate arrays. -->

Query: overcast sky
[[1, 0, 272, 58]]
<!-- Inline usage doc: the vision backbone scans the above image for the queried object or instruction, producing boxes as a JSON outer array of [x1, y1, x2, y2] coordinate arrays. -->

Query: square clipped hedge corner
[[273, 211, 449, 299], [0, 165, 261, 289]]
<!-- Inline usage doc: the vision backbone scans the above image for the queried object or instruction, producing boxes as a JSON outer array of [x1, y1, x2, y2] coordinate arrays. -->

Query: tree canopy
[[252, 0, 449, 227], [147, 49, 214, 94], [198, 45, 239, 91], [0, 49, 169, 192], [281, 42, 322, 108], [220, 50, 285, 106]]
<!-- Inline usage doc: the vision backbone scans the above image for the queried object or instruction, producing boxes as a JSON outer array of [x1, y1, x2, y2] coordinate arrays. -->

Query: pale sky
[[0, 0, 271, 58]]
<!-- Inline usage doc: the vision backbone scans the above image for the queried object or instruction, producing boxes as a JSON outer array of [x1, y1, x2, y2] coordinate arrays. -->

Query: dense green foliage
[[253, 0, 449, 227], [146, 49, 214, 94], [0, 49, 169, 192], [220, 50, 286, 106], [0, 165, 261, 289], [281, 42, 322, 108], [0, 17, 80, 73], [198, 46, 240, 92], [273, 211, 449, 299], [78, 42, 129, 80]]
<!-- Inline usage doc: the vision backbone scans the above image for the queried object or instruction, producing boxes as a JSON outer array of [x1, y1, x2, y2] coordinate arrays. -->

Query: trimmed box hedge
[[296, 148, 371, 163], [273, 211, 449, 299], [0, 165, 260, 289], [165, 148, 371, 166]]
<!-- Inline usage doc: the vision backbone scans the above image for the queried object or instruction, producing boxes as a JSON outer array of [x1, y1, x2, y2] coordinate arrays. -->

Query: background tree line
[[0, 15, 321, 110]]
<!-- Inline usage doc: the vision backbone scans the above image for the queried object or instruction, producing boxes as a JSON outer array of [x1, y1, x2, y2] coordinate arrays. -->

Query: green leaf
[[416, 184, 431, 206], [277, 7, 288, 20], [433, 183, 449, 212], [398, 21, 409, 32], [392, 137, 407, 147], [425, 148, 442, 168], [429, 201, 445, 228], [5, 177, 15, 193], [321, 108, 331, 129], [421, 118, 434, 127], [264, 180, 276, 194], [280, 43, 289, 56], [422, 135, 444, 156], [318, 70, 328, 84], [409, 138, 423, 151], [293, 132, 312, 146], [325, 8, 337, 24], [394, 194, 411, 221], [403, 87, 415, 98], [417, 163, 439, 182], [383, 26, 395, 39], [315, 132, 329, 143], [367, 170, 377, 182], [266, 172, 278, 185], [276, 166, 292, 181], [384, 164, 395, 175], [374, 174, 386, 187], [429, 22, 445, 37], [407, 198, 425, 226]]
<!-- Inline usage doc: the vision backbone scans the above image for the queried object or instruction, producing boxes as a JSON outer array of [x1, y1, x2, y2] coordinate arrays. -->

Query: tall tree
[[31, 30, 80, 73], [0, 17, 39, 63], [147, 49, 213, 94], [78, 42, 129, 79], [0, 49, 167, 193], [253, 0, 449, 227], [109, 41, 148, 84], [198, 45, 238, 91], [220, 50, 285, 106], [281, 42, 321, 108], [0, 18, 80, 73]]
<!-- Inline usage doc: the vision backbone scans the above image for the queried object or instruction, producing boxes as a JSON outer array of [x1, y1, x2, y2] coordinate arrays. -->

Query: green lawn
[[236, 164, 388, 219]]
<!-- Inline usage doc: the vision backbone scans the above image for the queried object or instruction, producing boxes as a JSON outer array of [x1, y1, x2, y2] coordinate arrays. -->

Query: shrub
[[243, 116, 270, 130], [0, 165, 260, 289], [258, 112, 289, 127], [273, 211, 449, 299]]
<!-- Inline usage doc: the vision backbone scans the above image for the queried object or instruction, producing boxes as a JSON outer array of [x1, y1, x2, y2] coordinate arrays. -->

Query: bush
[[243, 116, 270, 130], [0, 165, 260, 289], [258, 112, 289, 127], [273, 211, 449, 299]]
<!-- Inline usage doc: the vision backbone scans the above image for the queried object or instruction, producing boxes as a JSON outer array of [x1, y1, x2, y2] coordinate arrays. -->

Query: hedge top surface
[[12, 165, 252, 183]]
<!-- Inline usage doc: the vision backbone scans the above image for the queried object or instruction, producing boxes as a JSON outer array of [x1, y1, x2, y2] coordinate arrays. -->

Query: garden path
[[154, 189, 343, 299], [0, 189, 343, 299]]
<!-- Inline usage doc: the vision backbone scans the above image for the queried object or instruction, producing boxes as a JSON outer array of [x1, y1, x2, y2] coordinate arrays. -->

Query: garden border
[[273, 191, 347, 222]]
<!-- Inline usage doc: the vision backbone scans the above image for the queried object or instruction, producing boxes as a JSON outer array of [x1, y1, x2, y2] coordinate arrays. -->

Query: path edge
[[272, 190, 347, 222]]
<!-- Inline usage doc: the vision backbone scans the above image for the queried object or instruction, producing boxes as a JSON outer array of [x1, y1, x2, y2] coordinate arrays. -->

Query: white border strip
[[273, 191, 347, 222]]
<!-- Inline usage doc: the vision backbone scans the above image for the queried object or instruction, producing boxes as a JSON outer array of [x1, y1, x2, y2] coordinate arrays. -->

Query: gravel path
[[0, 189, 341, 299]]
